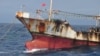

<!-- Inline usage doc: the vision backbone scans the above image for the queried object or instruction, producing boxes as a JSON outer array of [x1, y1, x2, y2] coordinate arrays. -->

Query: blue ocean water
[[0, 23, 100, 56]]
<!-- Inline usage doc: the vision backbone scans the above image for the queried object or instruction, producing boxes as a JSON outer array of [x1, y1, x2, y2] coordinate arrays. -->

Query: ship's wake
[[23, 48, 48, 54], [0, 46, 100, 56]]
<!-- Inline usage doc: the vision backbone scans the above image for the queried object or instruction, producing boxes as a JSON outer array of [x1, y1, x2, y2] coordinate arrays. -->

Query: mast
[[96, 19, 98, 27], [49, 0, 53, 21], [97, 19, 100, 27], [96, 14, 100, 27], [96, 10, 100, 27]]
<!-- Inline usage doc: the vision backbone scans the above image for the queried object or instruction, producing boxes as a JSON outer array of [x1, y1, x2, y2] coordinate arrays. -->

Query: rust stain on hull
[[16, 11, 100, 50]]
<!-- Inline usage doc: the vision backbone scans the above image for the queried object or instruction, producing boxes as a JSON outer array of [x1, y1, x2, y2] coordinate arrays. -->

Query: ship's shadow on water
[[68, 45, 94, 53]]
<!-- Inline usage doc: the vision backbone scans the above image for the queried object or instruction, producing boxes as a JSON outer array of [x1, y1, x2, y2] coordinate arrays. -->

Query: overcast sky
[[0, 0, 100, 25]]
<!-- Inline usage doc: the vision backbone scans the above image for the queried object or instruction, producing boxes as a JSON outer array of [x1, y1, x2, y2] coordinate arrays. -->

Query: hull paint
[[25, 34, 99, 50]]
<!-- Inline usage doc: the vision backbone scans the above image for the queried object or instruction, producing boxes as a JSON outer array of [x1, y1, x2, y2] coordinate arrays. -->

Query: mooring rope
[[0, 24, 9, 31], [0, 24, 14, 40], [0, 19, 15, 40]]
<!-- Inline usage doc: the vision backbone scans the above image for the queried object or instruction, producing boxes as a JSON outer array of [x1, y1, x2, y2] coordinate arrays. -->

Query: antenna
[[20, 4, 25, 12], [49, 0, 53, 21]]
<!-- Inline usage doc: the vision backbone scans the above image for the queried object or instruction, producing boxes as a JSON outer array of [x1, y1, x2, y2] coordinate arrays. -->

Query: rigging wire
[[41, 9, 100, 26], [41, 9, 100, 19]]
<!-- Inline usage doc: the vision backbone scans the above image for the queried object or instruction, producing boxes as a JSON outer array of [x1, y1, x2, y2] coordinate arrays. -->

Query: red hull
[[25, 34, 99, 50]]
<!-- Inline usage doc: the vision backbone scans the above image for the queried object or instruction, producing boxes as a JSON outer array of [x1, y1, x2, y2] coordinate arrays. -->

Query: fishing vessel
[[16, 0, 100, 53]]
